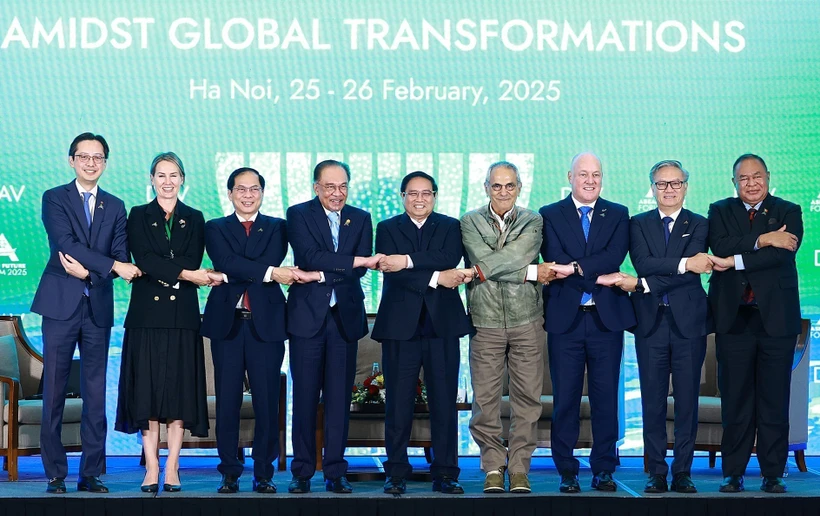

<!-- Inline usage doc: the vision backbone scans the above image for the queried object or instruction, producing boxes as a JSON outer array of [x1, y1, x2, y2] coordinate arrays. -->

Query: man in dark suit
[[610, 160, 713, 493], [31, 133, 141, 494], [286, 159, 382, 494], [371, 171, 472, 495], [706, 154, 802, 494], [201, 167, 297, 494], [540, 152, 636, 493]]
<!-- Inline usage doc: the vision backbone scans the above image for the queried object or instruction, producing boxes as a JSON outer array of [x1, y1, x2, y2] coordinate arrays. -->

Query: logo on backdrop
[[0, 185, 25, 202], [637, 187, 656, 212], [0, 234, 19, 261], [0, 233, 27, 277], [811, 192, 820, 213]]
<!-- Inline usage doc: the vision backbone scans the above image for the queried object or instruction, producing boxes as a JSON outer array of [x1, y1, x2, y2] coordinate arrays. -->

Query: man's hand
[[378, 254, 408, 273], [113, 260, 142, 282], [537, 262, 557, 284], [615, 273, 639, 292], [438, 269, 467, 289], [551, 263, 575, 279], [59, 252, 89, 280], [354, 253, 386, 270], [685, 253, 713, 274], [206, 270, 224, 287], [181, 268, 212, 286], [708, 255, 735, 272], [759, 225, 798, 251], [271, 267, 299, 285], [292, 269, 322, 284], [596, 271, 624, 286], [455, 268, 475, 283]]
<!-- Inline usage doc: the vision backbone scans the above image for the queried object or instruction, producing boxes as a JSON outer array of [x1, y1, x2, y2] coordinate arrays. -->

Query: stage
[[1, 455, 819, 515]]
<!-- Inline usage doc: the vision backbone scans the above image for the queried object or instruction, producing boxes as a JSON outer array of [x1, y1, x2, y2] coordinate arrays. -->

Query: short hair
[[150, 152, 185, 180], [732, 153, 768, 176], [227, 167, 266, 191], [484, 161, 522, 186], [649, 159, 689, 184], [68, 132, 109, 159], [400, 171, 437, 193], [313, 159, 351, 182]]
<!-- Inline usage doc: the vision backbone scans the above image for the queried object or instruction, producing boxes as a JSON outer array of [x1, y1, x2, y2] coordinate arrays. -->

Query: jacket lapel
[[169, 201, 193, 256], [752, 195, 774, 234], [226, 214, 248, 250], [337, 206, 351, 252], [247, 214, 269, 256], [559, 196, 587, 250], [397, 213, 419, 251], [88, 189, 109, 245], [66, 182, 90, 242], [309, 197, 335, 251], [585, 199, 607, 253], [731, 197, 752, 234], [145, 199, 171, 256], [666, 210, 690, 257], [420, 212, 439, 250], [644, 210, 666, 258]]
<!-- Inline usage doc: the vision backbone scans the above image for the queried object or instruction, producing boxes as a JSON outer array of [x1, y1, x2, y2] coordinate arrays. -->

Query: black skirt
[[115, 328, 209, 437]]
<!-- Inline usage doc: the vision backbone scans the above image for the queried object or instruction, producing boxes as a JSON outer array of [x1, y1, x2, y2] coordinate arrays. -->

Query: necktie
[[328, 212, 340, 306], [241, 221, 253, 311], [662, 216, 673, 305], [82, 192, 92, 296], [579, 206, 592, 305], [741, 208, 757, 304]]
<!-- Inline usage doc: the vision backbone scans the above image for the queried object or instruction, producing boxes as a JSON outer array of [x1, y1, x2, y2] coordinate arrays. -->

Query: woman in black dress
[[116, 152, 220, 492]]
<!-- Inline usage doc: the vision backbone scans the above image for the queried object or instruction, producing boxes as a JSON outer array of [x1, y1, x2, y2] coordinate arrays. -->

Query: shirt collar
[[488, 203, 516, 224], [407, 214, 428, 229], [75, 180, 98, 199], [571, 195, 596, 212], [742, 200, 764, 212], [657, 207, 683, 221], [235, 212, 259, 223]]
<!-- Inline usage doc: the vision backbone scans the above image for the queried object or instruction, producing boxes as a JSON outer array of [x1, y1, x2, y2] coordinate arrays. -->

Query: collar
[[571, 196, 596, 212], [742, 200, 764, 212], [407, 214, 428, 229], [235, 212, 259, 223], [488, 203, 516, 224], [657, 207, 682, 221], [75, 180, 99, 199], [322, 206, 341, 218]]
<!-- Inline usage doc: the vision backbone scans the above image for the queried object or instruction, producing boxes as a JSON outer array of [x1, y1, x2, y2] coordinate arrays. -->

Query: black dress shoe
[[644, 474, 668, 493], [718, 475, 744, 493], [384, 476, 406, 494], [671, 473, 697, 493], [591, 472, 617, 492], [163, 470, 181, 492], [559, 473, 581, 493], [140, 483, 159, 493], [217, 474, 239, 493], [46, 478, 66, 494], [253, 477, 277, 493], [761, 476, 787, 493], [432, 477, 464, 494], [288, 476, 311, 494], [77, 476, 109, 493], [325, 476, 353, 493]]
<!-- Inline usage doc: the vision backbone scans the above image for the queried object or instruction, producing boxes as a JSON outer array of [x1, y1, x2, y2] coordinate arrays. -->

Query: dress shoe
[[325, 476, 353, 493], [671, 473, 697, 493], [591, 471, 617, 492], [163, 469, 181, 492], [483, 470, 505, 493], [140, 483, 159, 493], [644, 474, 668, 493], [718, 475, 744, 493], [46, 478, 66, 494], [288, 476, 311, 494], [761, 476, 787, 493], [432, 476, 464, 494], [77, 476, 109, 493], [217, 474, 239, 493], [253, 477, 277, 493], [509, 472, 531, 494], [559, 473, 580, 493], [384, 476, 406, 494]]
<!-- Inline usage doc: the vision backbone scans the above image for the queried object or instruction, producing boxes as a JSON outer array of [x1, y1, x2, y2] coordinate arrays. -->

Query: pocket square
[[681, 233, 690, 238]]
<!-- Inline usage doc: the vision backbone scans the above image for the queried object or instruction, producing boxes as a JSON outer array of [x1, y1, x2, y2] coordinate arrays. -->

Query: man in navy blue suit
[[201, 167, 297, 494], [285, 159, 382, 494], [371, 171, 472, 495], [540, 152, 636, 493], [610, 160, 713, 493], [31, 133, 142, 494]]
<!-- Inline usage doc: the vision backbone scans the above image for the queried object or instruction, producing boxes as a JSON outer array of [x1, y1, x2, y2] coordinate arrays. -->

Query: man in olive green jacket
[[461, 161, 555, 494]]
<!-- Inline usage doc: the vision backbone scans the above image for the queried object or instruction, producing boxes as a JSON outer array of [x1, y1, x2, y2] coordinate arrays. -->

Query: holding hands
[[438, 268, 473, 289]]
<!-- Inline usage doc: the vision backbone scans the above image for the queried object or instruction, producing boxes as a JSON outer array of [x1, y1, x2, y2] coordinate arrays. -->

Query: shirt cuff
[[406, 255, 414, 269], [677, 258, 688, 275], [429, 271, 440, 288], [526, 264, 538, 282], [734, 254, 745, 270], [754, 238, 760, 251], [264, 266, 274, 283], [222, 273, 229, 284], [641, 277, 650, 293], [318, 271, 326, 283]]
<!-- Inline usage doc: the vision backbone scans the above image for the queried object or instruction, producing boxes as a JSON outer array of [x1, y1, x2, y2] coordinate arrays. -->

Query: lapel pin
[[762, 208, 768, 216], [179, 218, 186, 228], [152, 222, 158, 227], [344, 219, 351, 226], [599, 209, 606, 218], [684, 220, 689, 225], [258, 227, 263, 232], [97, 201, 104, 210]]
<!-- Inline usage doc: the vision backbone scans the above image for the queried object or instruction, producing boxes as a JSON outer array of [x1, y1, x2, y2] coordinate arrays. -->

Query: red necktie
[[241, 221, 253, 311], [741, 208, 756, 304]]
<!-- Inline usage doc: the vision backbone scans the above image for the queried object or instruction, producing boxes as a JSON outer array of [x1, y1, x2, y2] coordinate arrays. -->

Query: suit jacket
[[371, 212, 471, 341], [629, 209, 712, 339], [540, 195, 636, 334], [286, 197, 373, 341], [31, 180, 129, 328], [707, 194, 802, 337], [123, 199, 204, 330], [201, 212, 289, 342]]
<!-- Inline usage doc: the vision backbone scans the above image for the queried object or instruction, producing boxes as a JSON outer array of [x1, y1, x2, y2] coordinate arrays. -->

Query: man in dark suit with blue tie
[[540, 152, 636, 493], [286, 159, 382, 494], [610, 160, 713, 493], [31, 133, 142, 494], [201, 167, 298, 494], [371, 171, 472, 495]]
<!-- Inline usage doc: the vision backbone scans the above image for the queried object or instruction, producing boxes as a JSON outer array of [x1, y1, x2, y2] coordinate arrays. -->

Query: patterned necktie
[[327, 212, 340, 306], [579, 206, 592, 305], [741, 208, 757, 304], [241, 221, 253, 311], [662, 216, 673, 305], [82, 192, 92, 296]]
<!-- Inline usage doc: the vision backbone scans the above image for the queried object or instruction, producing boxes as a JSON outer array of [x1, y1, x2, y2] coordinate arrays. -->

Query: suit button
[[327, 293, 331, 297], [153, 296, 159, 301], [170, 295, 176, 301]]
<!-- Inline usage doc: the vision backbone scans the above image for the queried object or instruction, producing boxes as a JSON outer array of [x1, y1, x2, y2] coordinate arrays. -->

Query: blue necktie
[[662, 216, 673, 305], [82, 192, 92, 296], [579, 206, 592, 305], [328, 211, 340, 306]]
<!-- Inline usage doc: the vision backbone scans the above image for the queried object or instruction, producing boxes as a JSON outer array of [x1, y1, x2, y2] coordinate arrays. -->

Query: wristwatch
[[634, 277, 645, 294]]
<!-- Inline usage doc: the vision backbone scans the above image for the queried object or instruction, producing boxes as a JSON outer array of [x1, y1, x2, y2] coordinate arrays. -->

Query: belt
[[578, 305, 597, 312], [235, 309, 253, 320]]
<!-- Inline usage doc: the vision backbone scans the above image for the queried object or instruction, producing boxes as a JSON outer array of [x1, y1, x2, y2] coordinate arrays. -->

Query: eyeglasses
[[489, 182, 518, 192], [74, 153, 106, 165], [653, 180, 686, 190], [402, 190, 435, 200], [317, 182, 348, 194], [232, 186, 263, 195]]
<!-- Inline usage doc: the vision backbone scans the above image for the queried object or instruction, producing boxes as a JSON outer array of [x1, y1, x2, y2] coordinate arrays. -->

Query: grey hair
[[150, 151, 185, 179], [484, 161, 522, 186], [649, 159, 689, 184]]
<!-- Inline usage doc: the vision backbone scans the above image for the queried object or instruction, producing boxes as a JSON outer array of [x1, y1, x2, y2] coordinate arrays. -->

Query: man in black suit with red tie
[[707, 154, 802, 494]]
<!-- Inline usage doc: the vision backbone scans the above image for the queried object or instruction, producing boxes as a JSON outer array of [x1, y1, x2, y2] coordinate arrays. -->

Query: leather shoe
[[644, 474, 668, 493], [671, 473, 697, 493], [559, 473, 580, 493], [140, 483, 159, 493], [253, 477, 277, 493], [46, 478, 66, 494], [761, 476, 787, 493], [591, 471, 617, 492], [217, 474, 239, 494], [384, 476, 406, 494], [326, 476, 353, 493], [719, 475, 744, 493], [77, 476, 109, 493], [288, 476, 311, 494], [163, 470, 181, 492], [432, 476, 464, 494]]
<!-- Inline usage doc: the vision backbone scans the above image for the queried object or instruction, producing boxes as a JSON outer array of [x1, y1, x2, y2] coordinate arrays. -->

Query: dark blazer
[[707, 194, 802, 337], [31, 180, 129, 328], [540, 196, 636, 334], [629, 209, 711, 338], [371, 212, 471, 342], [201, 212, 289, 342], [123, 199, 204, 330]]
